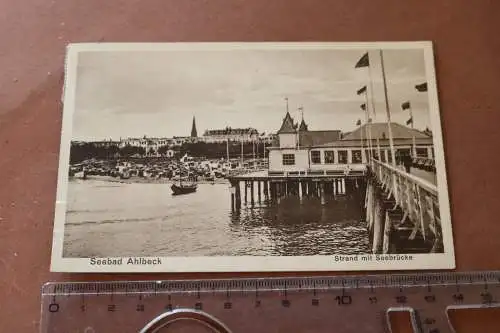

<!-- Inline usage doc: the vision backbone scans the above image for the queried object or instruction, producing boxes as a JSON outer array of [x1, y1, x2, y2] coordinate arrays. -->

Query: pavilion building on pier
[[267, 111, 434, 175]]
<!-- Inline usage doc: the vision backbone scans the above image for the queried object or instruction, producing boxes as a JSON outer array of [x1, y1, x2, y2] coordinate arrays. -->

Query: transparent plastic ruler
[[40, 271, 500, 333]]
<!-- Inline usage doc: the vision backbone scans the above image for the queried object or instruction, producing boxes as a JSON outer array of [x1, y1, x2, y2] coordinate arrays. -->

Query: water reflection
[[229, 196, 370, 256]]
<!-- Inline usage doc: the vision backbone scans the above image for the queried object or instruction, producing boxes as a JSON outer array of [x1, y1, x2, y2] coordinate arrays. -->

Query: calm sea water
[[63, 179, 370, 257]]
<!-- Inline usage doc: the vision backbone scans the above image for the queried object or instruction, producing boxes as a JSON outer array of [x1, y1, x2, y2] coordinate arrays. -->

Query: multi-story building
[[201, 127, 260, 143]]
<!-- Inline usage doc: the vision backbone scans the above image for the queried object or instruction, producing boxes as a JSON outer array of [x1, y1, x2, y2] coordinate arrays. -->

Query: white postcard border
[[50, 41, 455, 273]]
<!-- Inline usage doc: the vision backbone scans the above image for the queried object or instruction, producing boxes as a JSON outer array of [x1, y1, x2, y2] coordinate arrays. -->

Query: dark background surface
[[0, 1, 499, 332]]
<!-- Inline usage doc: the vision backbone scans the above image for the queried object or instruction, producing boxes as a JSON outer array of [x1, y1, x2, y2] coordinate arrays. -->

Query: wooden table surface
[[1, 1, 499, 332]]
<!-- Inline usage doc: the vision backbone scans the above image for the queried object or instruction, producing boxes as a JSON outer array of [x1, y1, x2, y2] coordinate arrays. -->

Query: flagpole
[[409, 104, 416, 158], [359, 120, 364, 163], [367, 53, 377, 122], [363, 93, 373, 166], [241, 139, 243, 168], [379, 50, 396, 167], [252, 136, 256, 169], [367, 63, 382, 161]]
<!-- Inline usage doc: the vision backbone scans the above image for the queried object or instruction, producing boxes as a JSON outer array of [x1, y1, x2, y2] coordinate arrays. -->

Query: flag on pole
[[415, 82, 428, 92], [368, 118, 372, 123], [355, 52, 370, 68], [357, 86, 367, 95], [406, 117, 413, 125], [401, 101, 411, 110], [356, 119, 361, 126], [360, 103, 366, 111]]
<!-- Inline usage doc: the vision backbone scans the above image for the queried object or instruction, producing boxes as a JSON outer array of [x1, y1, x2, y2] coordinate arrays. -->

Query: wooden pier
[[366, 159, 442, 254], [227, 168, 367, 208], [226, 158, 442, 255]]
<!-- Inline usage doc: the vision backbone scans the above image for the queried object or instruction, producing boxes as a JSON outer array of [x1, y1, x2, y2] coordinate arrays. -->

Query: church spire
[[190, 116, 197, 137]]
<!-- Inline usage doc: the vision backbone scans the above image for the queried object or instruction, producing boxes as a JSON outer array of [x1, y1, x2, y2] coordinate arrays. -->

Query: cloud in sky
[[70, 46, 435, 141]]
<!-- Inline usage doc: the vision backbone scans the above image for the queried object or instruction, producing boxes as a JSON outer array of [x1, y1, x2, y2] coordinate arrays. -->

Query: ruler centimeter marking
[[41, 271, 500, 333]]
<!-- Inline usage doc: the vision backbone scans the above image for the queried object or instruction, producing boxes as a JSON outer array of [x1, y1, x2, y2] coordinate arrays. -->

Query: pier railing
[[371, 159, 441, 244]]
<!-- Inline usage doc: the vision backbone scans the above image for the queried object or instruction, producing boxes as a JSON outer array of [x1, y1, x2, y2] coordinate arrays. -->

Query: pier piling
[[244, 181, 248, 204], [250, 180, 255, 205], [257, 181, 261, 202], [320, 182, 326, 205]]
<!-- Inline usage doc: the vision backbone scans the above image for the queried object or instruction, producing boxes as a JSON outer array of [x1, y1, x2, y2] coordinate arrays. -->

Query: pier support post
[[372, 191, 385, 254], [231, 180, 241, 211], [244, 181, 248, 204], [320, 182, 326, 205], [299, 180, 303, 201], [235, 181, 241, 209], [382, 211, 393, 254], [257, 181, 261, 202], [250, 180, 255, 205]]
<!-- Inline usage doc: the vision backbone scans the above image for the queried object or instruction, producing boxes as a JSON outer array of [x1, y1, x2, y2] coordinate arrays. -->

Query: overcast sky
[[71, 46, 433, 141]]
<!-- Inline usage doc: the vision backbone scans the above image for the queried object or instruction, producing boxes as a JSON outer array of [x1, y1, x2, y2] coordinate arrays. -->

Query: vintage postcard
[[51, 41, 455, 272]]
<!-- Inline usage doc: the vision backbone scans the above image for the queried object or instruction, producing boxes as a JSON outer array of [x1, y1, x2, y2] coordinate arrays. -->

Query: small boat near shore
[[171, 183, 197, 195], [171, 174, 198, 195]]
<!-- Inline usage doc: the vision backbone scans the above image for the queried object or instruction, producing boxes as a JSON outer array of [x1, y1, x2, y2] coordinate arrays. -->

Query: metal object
[[41, 271, 500, 332]]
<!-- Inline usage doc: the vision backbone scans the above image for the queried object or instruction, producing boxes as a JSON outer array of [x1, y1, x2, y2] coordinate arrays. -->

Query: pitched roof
[[298, 119, 308, 131], [299, 130, 342, 147], [277, 112, 297, 134], [341, 122, 431, 141]]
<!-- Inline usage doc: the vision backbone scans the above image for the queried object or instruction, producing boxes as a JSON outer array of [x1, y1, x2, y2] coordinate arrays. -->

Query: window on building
[[311, 151, 321, 164], [282, 154, 295, 166], [396, 148, 411, 165], [352, 150, 362, 163], [371, 149, 379, 161], [416, 148, 428, 158], [324, 150, 335, 164], [338, 150, 348, 164]]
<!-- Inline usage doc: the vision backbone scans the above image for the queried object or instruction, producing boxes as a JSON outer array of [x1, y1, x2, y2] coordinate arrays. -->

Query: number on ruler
[[423, 318, 436, 325], [424, 295, 436, 303], [452, 293, 464, 303], [335, 295, 352, 305], [481, 292, 493, 304], [48, 303, 60, 313], [396, 295, 407, 304]]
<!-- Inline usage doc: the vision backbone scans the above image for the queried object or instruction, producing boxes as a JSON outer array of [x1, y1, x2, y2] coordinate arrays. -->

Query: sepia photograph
[[51, 42, 455, 272]]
